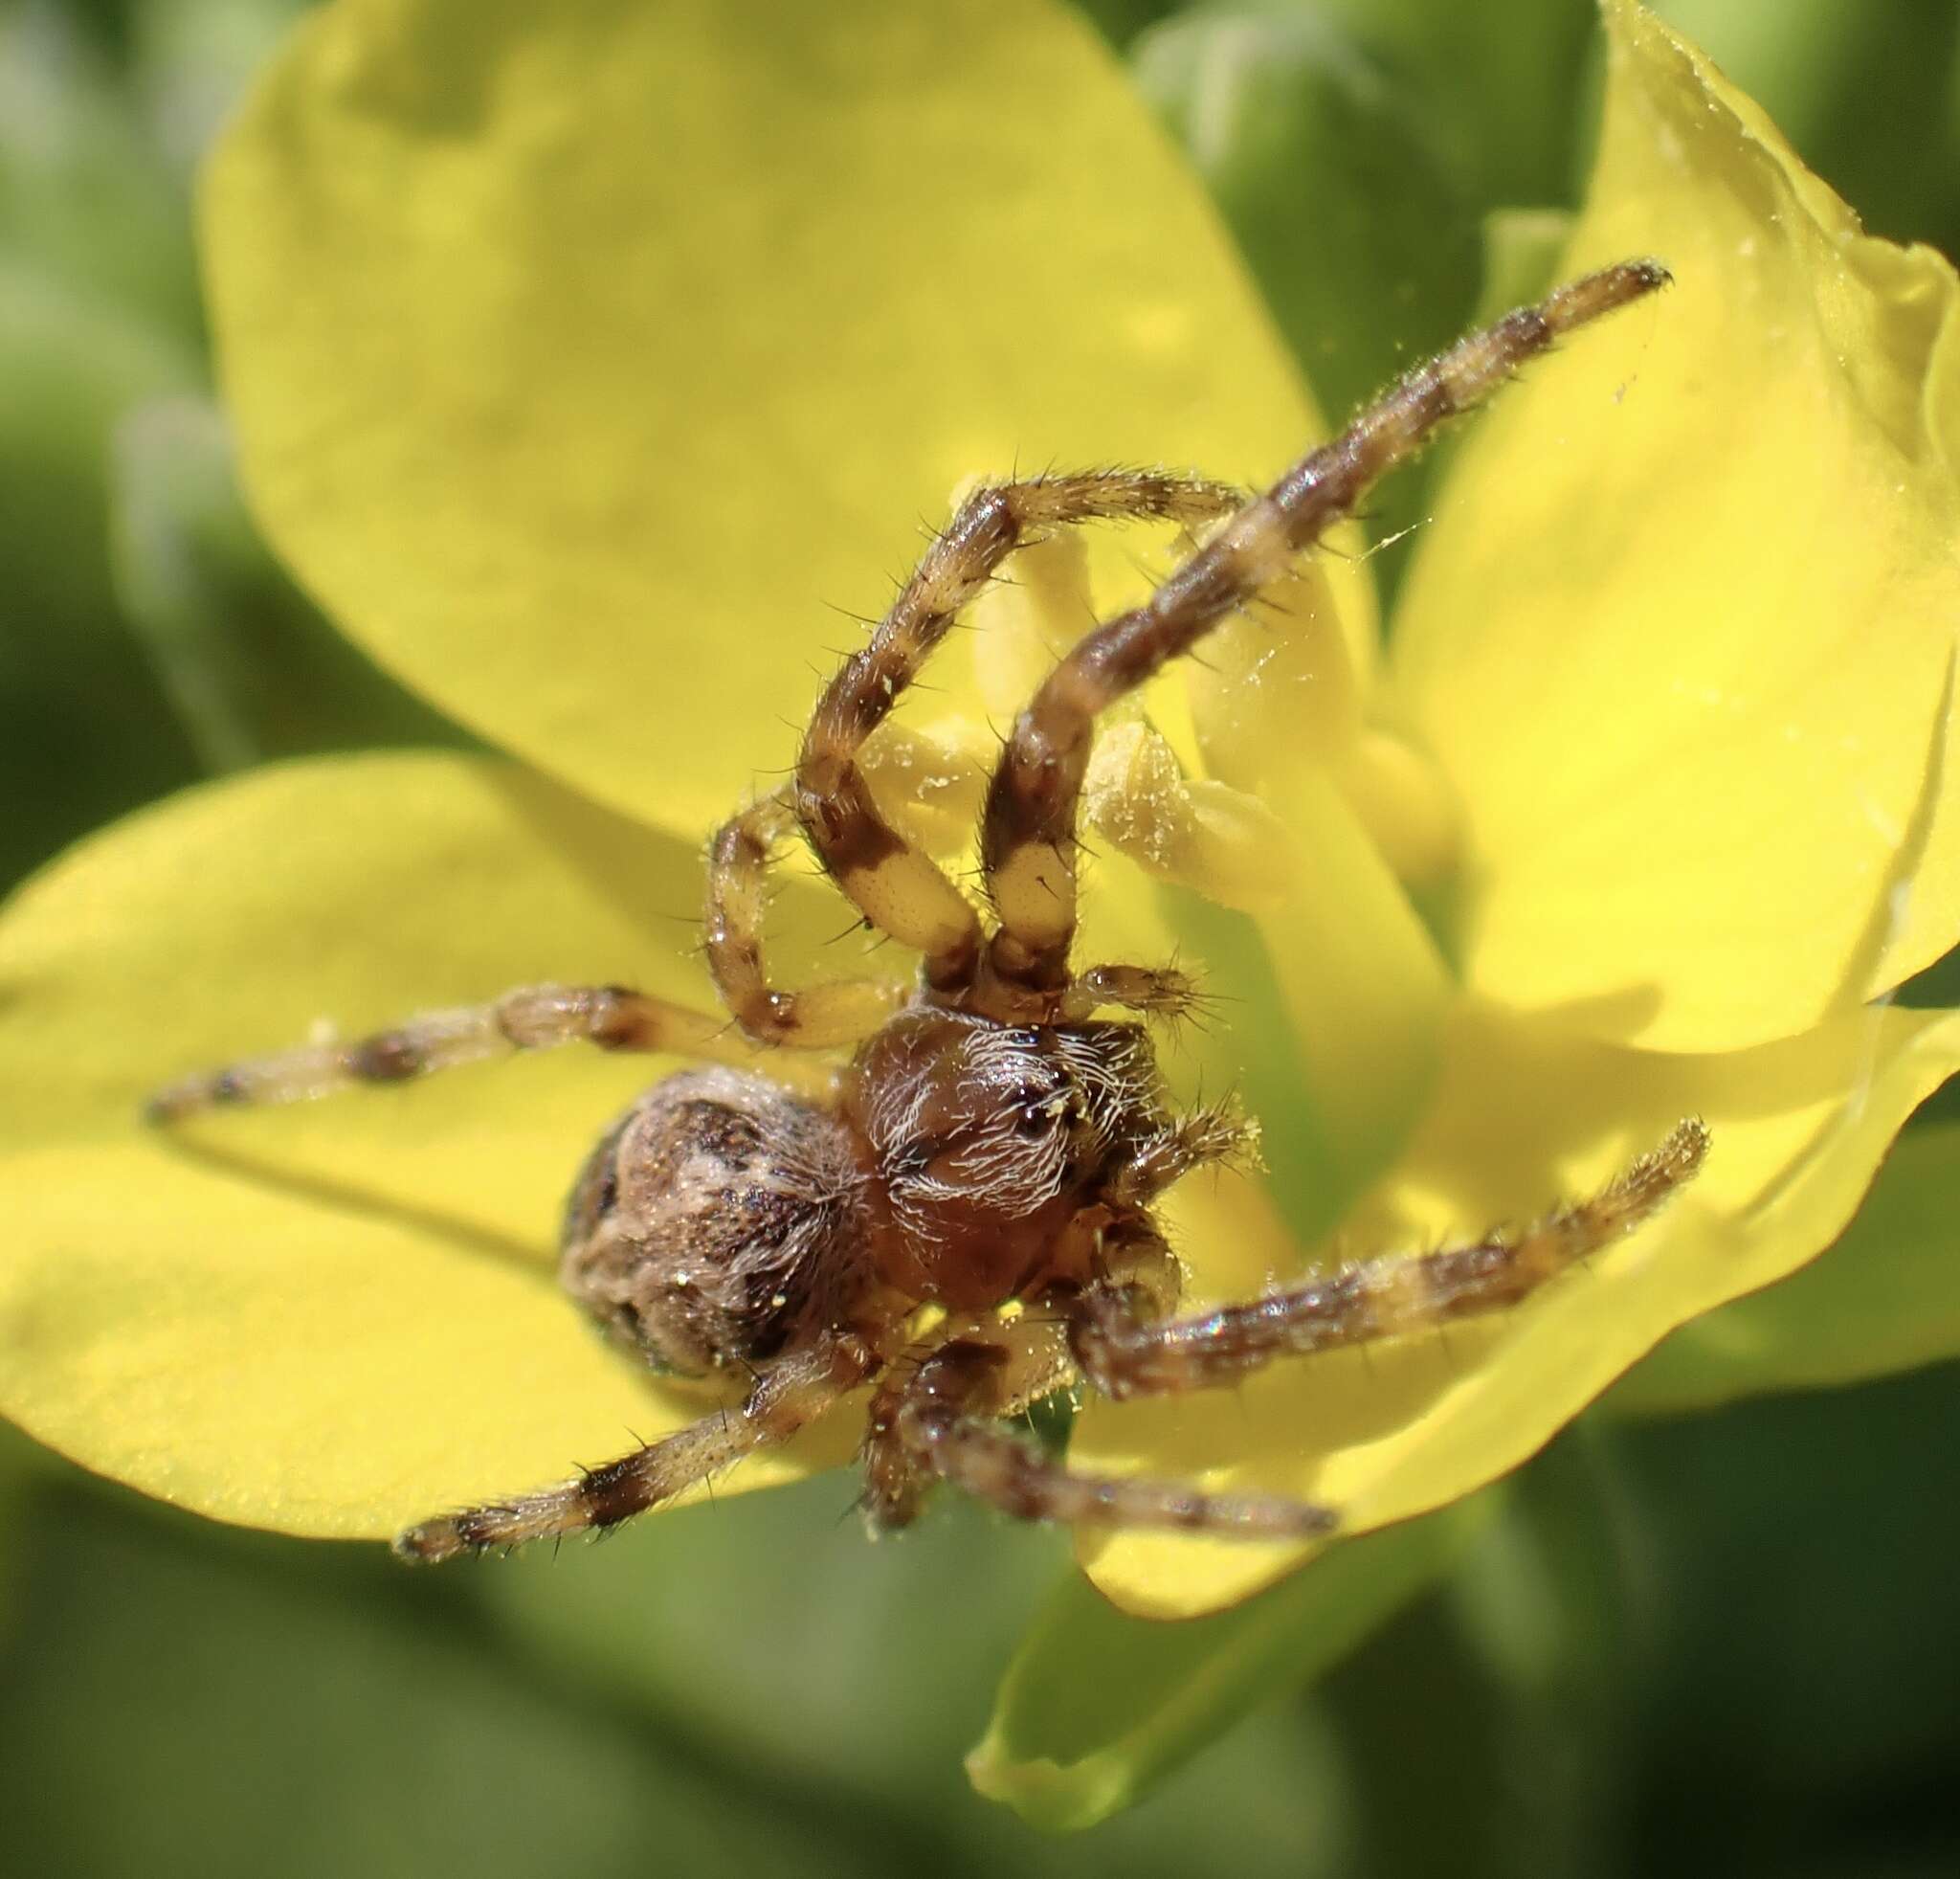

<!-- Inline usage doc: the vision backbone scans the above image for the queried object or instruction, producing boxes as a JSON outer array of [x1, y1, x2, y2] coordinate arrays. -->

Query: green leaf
[[969, 1495, 1485, 1831], [1312, 1431, 1648, 1878], [456, 1478, 1365, 1870], [0, 4, 200, 335], [1286, 0, 1597, 209], [108, 394, 471, 772], [1613, 1360, 1960, 1800], [1070, 0, 1182, 50], [0, 1480, 895, 1879], [0, 254, 199, 888], [1606, 1122, 1960, 1417], [1131, 8, 1481, 436], [0, 1419, 45, 1628], [128, 0, 311, 183], [479, 1478, 1069, 1801], [1472, 207, 1573, 324], [1445, 1425, 1642, 1708]]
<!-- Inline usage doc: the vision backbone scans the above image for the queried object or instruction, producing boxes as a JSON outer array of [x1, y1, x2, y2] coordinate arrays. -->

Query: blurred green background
[[3, 0, 1959, 1871]]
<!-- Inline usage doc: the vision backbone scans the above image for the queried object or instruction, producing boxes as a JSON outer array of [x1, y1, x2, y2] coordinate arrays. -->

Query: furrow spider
[[147, 259, 1706, 1562]]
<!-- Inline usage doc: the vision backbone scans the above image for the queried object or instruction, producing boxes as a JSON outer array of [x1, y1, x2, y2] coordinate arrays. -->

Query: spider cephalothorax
[[148, 260, 1706, 1561]]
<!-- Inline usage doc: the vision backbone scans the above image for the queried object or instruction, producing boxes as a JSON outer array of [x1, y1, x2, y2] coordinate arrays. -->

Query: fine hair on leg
[[879, 1337, 1336, 1540], [145, 981, 786, 1122], [795, 470, 1245, 990], [703, 790, 910, 1048], [395, 1329, 877, 1561], [1072, 1119, 1709, 1399], [978, 260, 1671, 998]]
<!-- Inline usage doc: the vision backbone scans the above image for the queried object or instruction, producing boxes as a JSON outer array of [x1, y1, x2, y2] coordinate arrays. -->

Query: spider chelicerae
[[148, 258, 1707, 1563]]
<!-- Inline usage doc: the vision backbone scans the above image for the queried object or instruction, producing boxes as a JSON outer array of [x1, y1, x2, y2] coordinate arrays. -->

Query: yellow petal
[[0, 752, 858, 1535], [1218, 765, 1451, 1234], [1089, 726, 1451, 1237], [970, 1496, 1482, 1830], [1606, 1118, 1960, 1415], [1389, 0, 1960, 1051], [201, 0, 1322, 839], [1074, 995, 1960, 1616], [1048, 511, 1440, 1236]]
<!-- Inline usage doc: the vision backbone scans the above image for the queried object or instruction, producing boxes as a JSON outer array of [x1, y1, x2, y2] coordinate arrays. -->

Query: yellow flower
[[3, 0, 1958, 1646]]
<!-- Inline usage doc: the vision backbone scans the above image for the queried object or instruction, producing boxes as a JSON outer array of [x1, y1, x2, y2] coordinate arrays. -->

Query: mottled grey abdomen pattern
[[559, 1067, 870, 1377]]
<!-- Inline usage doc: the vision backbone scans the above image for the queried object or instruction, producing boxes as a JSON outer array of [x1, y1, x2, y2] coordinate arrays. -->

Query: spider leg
[[859, 1305, 1078, 1532], [704, 790, 913, 1047], [798, 470, 1244, 991], [1070, 1119, 1708, 1399], [978, 259, 1671, 998], [1107, 1104, 1256, 1207], [1058, 961, 1207, 1023], [394, 1329, 878, 1561], [871, 1334, 1334, 1539], [144, 981, 790, 1122]]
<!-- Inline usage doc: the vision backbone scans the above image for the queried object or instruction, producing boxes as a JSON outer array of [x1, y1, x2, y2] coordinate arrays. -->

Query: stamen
[[1186, 555, 1368, 792], [1082, 721, 1299, 910], [858, 719, 991, 859], [969, 526, 1099, 722]]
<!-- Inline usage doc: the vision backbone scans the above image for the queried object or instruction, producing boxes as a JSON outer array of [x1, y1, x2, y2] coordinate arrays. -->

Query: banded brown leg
[[396, 1329, 878, 1560], [1069, 1120, 1709, 1399], [796, 470, 1244, 992], [145, 981, 787, 1122], [868, 1336, 1335, 1540], [979, 261, 1671, 999]]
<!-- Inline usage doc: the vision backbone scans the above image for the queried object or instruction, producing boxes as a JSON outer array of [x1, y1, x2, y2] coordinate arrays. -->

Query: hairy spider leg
[[1058, 961, 1212, 1023], [142, 981, 818, 1122], [858, 1309, 1068, 1531], [1069, 1118, 1709, 1400], [393, 1328, 877, 1562], [795, 470, 1246, 989], [865, 1115, 1701, 1541], [1104, 1101, 1257, 1208], [979, 258, 1672, 998], [866, 1336, 1335, 1539], [703, 790, 913, 1047]]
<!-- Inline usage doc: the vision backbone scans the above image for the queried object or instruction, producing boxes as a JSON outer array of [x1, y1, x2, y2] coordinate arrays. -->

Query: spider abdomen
[[560, 1066, 871, 1377]]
